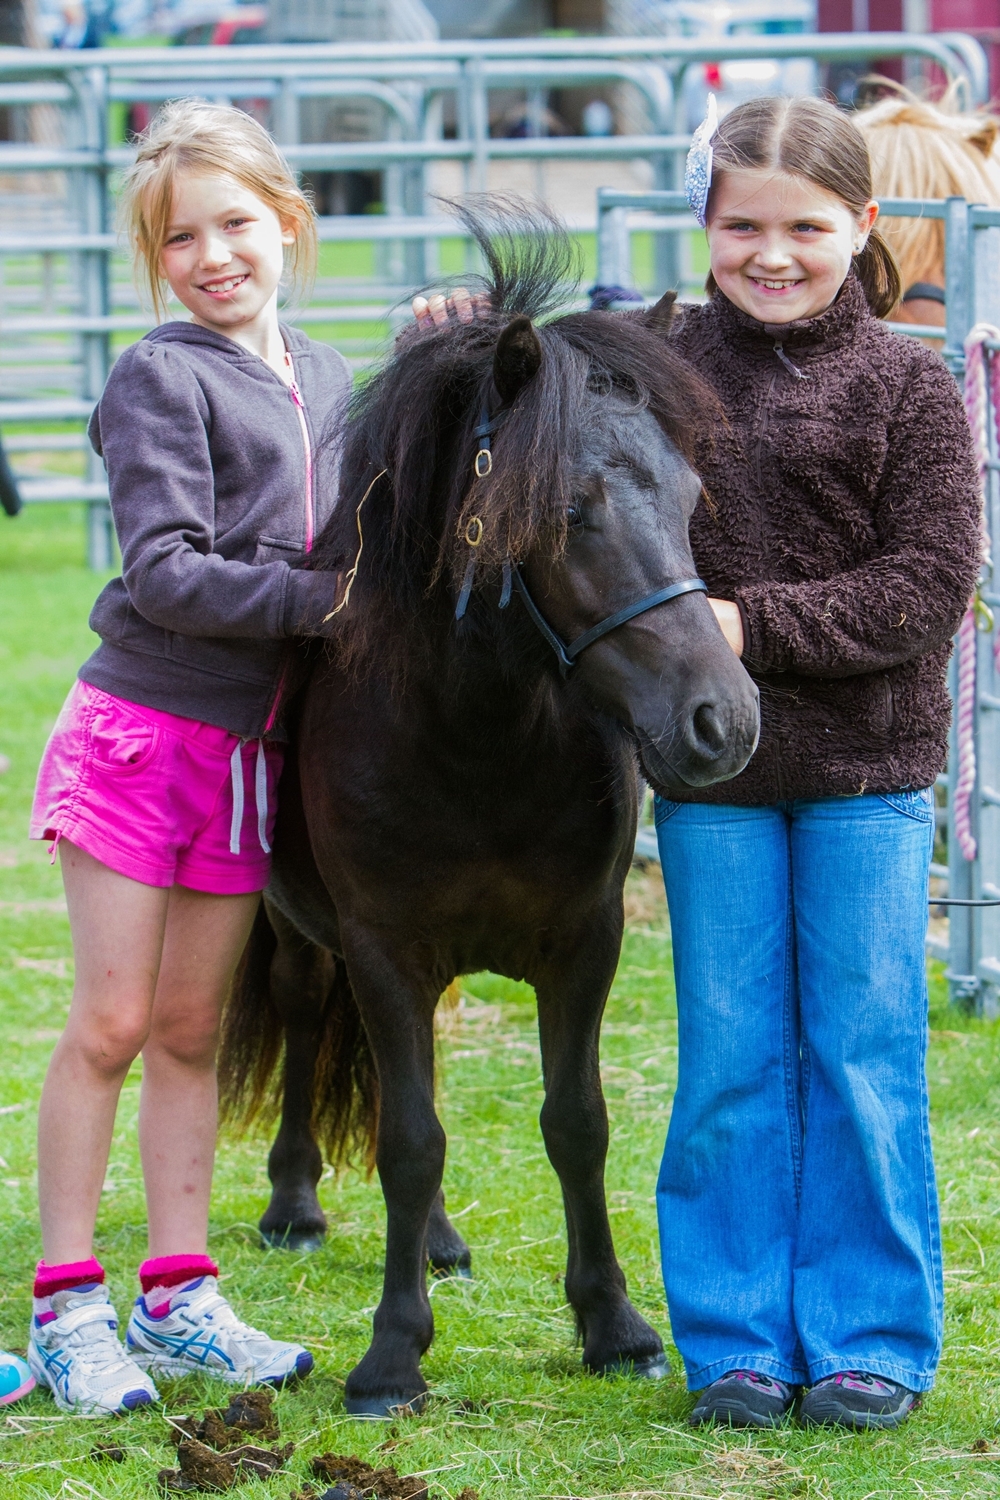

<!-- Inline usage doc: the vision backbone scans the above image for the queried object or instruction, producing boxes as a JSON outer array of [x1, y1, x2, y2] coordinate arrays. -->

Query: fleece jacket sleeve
[[734, 353, 983, 678], [93, 345, 334, 640]]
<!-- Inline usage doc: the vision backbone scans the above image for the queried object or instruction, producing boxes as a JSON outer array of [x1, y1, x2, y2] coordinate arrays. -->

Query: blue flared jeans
[[653, 789, 942, 1393]]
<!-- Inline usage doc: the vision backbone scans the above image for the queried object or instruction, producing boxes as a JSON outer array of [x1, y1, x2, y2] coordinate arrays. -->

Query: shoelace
[[49, 1302, 134, 1377], [173, 1288, 269, 1344]]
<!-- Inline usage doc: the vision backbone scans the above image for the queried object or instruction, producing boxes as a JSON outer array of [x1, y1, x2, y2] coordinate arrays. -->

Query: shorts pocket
[[875, 786, 934, 822], [654, 796, 684, 827], [87, 700, 161, 775]]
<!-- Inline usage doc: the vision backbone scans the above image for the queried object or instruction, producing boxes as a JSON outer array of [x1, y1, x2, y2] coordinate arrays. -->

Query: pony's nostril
[[691, 702, 727, 757]]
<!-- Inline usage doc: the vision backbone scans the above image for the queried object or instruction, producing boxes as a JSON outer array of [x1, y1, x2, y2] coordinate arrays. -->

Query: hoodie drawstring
[[229, 740, 271, 856]]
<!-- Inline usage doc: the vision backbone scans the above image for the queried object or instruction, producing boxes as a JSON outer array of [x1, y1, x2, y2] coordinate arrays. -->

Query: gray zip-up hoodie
[[80, 320, 351, 738]]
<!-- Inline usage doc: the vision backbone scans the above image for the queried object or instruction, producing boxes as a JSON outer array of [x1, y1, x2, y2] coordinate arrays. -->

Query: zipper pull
[[773, 343, 807, 379], [289, 381, 304, 408]]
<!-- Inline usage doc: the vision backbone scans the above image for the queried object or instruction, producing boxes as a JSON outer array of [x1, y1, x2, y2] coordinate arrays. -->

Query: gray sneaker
[[28, 1284, 158, 1416], [799, 1371, 920, 1429], [690, 1369, 795, 1428]]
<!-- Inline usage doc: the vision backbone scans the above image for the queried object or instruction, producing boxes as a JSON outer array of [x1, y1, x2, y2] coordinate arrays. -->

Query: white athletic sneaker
[[126, 1275, 313, 1386], [28, 1284, 159, 1415]]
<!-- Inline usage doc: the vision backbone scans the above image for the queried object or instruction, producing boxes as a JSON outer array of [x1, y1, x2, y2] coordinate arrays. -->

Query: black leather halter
[[511, 565, 708, 678], [460, 399, 708, 678]]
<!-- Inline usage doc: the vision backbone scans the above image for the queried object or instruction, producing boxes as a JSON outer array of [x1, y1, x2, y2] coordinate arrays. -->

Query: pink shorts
[[30, 681, 285, 895]]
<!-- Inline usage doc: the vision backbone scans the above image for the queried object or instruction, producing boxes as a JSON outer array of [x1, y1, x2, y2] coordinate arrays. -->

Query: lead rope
[[954, 325, 1000, 862], [229, 740, 271, 856]]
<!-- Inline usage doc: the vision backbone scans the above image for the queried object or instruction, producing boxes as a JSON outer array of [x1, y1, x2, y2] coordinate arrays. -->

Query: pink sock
[[33, 1257, 105, 1325], [138, 1254, 218, 1317]]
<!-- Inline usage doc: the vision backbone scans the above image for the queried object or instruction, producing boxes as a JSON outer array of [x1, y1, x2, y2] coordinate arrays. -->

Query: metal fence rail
[[598, 187, 1000, 1015], [0, 32, 988, 564]]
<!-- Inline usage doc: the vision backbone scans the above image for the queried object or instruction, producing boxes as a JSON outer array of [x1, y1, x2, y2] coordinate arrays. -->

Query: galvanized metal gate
[[0, 32, 985, 566], [597, 187, 1000, 1014]]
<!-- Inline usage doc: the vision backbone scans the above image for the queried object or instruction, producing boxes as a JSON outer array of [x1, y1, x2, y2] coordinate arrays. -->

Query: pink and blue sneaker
[[0, 1350, 34, 1405]]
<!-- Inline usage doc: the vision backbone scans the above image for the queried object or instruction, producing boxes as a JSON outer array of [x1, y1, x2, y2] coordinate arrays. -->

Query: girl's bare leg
[[139, 886, 259, 1257], [38, 841, 170, 1264]]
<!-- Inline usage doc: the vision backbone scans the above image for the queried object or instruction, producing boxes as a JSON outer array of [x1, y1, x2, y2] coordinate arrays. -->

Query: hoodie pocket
[[254, 535, 305, 566]]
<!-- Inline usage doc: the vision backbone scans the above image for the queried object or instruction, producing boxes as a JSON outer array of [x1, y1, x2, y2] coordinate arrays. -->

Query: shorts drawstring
[[229, 740, 270, 857], [255, 740, 271, 855]]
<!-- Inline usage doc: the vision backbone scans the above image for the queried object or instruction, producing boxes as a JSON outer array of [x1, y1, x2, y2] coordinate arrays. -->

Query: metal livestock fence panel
[[0, 32, 987, 564], [597, 187, 1000, 1016]]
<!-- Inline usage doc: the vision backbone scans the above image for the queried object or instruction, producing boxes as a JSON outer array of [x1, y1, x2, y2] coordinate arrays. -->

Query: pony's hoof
[[605, 1356, 668, 1374], [259, 1227, 326, 1253], [343, 1391, 428, 1419], [429, 1256, 473, 1281], [597, 1352, 668, 1380]]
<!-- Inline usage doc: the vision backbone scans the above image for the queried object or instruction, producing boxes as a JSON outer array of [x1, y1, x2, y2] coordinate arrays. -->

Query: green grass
[[4, 506, 1000, 1497]]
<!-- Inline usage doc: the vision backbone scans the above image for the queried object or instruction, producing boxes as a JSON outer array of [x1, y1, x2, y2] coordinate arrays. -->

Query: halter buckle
[[474, 448, 493, 478]]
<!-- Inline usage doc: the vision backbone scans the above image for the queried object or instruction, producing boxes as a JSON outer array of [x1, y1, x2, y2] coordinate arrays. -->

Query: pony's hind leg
[[535, 912, 666, 1379], [428, 1188, 472, 1279], [259, 905, 334, 1253]]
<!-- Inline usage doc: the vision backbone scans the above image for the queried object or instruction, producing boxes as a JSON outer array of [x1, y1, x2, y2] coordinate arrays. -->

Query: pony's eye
[[567, 505, 584, 529]]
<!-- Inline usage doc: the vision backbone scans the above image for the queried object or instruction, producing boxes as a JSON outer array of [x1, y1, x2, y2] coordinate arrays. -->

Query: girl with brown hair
[[652, 93, 980, 1430]]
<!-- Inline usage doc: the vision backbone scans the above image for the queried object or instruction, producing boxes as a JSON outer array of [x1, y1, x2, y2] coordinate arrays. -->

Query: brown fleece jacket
[[668, 272, 982, 804]]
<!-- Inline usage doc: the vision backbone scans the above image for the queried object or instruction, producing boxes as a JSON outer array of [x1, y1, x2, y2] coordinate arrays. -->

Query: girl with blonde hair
[[26, 99, 350, 1415]]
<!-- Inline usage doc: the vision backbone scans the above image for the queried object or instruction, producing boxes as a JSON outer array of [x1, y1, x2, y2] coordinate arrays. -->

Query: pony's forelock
[[311, 200, 716, 666]]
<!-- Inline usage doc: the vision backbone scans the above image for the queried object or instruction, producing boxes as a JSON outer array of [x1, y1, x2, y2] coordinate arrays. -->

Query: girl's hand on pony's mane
[[411, 288, 491, 330]]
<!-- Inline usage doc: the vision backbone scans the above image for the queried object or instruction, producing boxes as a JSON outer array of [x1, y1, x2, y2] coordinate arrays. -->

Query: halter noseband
[[457, 397, 708, 679]]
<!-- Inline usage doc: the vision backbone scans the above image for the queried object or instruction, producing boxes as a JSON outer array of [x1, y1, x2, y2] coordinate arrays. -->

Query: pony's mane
[[857, 80, 1000, 288], [312, 198, 714, 663]]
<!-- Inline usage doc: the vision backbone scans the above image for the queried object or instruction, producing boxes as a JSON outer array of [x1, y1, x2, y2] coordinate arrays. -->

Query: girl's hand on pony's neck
[[158, 171, 297, 382], [707, 168, 878, 326]]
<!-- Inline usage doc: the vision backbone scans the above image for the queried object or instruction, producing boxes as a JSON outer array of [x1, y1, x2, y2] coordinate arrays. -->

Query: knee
[[63, 1005, 149, 1078], [147, 1006, 220, 1070], [377, 1117, 445, 1194], [541, 1093, 608, 1167]]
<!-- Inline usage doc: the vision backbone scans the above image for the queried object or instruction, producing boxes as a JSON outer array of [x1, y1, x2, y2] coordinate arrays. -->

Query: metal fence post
[[596, 191, 630, 290], [74, 63, 113, 572]]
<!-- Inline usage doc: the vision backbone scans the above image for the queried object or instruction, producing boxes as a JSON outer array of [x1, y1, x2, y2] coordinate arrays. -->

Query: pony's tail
[[219, 903, 282, 1126], [219, 906, 380, 1174]]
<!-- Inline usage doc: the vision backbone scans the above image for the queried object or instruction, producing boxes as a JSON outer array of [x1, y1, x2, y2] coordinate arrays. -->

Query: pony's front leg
[[341, 932, 444, 1417], [536, 911, 666, 1379]]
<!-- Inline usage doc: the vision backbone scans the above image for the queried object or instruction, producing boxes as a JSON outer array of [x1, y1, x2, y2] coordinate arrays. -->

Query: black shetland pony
[[220, 205, 759, 1417]]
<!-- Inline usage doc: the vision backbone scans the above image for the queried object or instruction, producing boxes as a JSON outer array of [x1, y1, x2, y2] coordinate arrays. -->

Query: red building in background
[[819, 0, 1000, 101]]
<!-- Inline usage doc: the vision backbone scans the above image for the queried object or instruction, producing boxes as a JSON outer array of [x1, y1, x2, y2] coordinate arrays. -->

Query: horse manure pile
[[91, 1439, 128, 1462], [158, 1388, 293, 1492], [292, 1454, 479, 1500]]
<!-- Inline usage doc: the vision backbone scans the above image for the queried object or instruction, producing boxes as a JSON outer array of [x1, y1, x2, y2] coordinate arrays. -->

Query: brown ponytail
[[706, 95, 903, 319]]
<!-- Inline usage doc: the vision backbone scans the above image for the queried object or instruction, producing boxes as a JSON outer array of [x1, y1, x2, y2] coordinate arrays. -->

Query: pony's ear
[[969, 117, 999, 157], [494, 315, 543, 403], [644, 289, 677, 337]]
